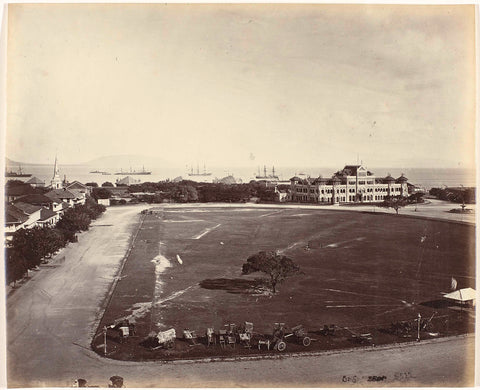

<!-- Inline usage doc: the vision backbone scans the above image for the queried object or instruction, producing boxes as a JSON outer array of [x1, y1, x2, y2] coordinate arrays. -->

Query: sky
[[5, 4, 476, 168]]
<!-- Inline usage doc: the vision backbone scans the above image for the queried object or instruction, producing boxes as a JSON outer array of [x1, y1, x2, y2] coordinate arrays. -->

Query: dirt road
[[5, 204, 475, 387], [6, 205, 145, 387]]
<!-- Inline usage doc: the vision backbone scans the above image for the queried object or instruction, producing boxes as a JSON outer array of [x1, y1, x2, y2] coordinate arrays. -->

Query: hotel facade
[[290, 165, 408, 204]]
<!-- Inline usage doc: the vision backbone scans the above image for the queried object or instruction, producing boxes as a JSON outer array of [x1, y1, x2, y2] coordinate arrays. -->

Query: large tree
[[10, 226, 66, 269], [10, 227, 44, 269], [5, 247, 28, 286], [56, 207, 91, 237], [381, 195, 407, 214], [242, 251, 301, 293]]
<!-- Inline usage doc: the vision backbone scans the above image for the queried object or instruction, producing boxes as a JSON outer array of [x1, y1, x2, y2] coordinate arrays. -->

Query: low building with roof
[[45, 188, 86, 206], [26, 176, 46, 188], [37, 208, 59, 227], [65, 180, 92, 196], [290, 164, 409, 204], [10, 202, 43, 228], [5, 204, 29, 239], [274, 186, 289, 202], [5, 183, 41, 203], [116, 176, 141, 186], [14, 193, 57, 208]]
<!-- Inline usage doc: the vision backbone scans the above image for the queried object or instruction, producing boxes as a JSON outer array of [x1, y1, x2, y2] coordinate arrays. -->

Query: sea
[[5, 164, 476, 191]]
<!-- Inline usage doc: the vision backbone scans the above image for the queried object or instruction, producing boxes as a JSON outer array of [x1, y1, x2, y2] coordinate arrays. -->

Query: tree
[[242, 251, 301, 293], [5, 247, 28, 286], [10, 227, 44, 269], [408, 192, 424, 204], [382, 195, 407, 214], [10, 226, 67, 269], [102, 181, 114, 187], [93, 187, 112, 200], [171, 185, 198, 202], [56, 207, 91, 238]]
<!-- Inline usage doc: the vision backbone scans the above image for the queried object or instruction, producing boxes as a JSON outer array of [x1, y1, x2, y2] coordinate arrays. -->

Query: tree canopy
[[381, 195, 407, 214], [242, 251, 301, 293]]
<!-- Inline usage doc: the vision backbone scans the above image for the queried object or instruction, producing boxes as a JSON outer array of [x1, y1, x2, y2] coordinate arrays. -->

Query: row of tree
[[429, 187, 475, 204], [90, 180, 285, 204], [6, 197, 106, 286]]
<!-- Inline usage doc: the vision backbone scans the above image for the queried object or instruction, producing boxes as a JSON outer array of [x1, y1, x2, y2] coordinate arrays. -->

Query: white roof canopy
[[443, 288, 476, 302]]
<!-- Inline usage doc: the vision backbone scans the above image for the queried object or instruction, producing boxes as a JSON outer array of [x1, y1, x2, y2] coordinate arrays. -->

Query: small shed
[[443, 288, 476, 307]]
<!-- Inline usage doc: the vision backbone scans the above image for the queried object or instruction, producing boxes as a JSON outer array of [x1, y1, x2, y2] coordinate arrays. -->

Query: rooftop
[[12, 202, 43, 215], [39, 208, 58, 221], [14, 194, 57, 205], [45, 189, 77, 200], [26, 176, 45, 185], [5, 205, 28, 225]]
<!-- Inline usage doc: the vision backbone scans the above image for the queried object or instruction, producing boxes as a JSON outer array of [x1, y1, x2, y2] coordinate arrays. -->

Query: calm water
[[6, 164, 476, 190]]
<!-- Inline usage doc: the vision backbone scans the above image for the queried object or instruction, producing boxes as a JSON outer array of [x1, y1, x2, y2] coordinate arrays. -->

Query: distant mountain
[[85, 154, 172, 169], [6, 157, 55, 166], [5, 157, 44, 167], [6, 158, 21, 166]]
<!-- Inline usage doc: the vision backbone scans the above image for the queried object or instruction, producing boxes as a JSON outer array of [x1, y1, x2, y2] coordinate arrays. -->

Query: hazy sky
[[6, 4, 476, 168]]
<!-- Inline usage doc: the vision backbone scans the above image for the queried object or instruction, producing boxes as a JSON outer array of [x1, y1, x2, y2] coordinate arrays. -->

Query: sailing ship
[[115, 166, 151, 175], [255, 165, 279, 181], [188, 163, 212, 177], [5, 165, 32, 178]]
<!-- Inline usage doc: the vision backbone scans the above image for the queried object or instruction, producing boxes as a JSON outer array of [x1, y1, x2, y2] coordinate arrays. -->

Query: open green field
[[95, 207, 475, 359]]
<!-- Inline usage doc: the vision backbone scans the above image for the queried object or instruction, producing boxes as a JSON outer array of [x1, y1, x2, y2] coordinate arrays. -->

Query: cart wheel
[[302, 337, 311, 346], [276, 341, 286, 352]]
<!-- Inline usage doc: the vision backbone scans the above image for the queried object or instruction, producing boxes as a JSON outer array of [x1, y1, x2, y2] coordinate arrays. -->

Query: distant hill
[[85, 154, 172, 169], [6, 157, 20, 166], [6, 157, 53, 166]]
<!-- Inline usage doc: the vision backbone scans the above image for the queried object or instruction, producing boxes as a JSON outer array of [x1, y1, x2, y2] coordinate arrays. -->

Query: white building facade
[[290, 165, 408, 204]]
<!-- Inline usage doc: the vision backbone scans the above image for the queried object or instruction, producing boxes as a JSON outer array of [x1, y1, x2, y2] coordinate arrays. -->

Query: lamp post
[[417, 313, 421, 342], [103, 326, 108, 356]]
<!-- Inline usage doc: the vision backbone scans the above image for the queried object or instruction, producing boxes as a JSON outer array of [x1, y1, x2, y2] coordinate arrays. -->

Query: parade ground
[[5, 203, 476, 387]]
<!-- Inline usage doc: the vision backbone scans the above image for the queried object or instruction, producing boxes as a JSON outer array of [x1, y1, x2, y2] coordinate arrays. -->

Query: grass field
[[94, 207, 475, 360]]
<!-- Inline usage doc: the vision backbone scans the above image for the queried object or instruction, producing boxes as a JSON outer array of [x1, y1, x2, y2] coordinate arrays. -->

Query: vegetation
[[92, 187, 113, 200], [408, 192, 425, 204], [5, 196, 106, 286], [381, 195, 408, 214], [430, 187, 475, 204], [124, 180, 281, 204], [242, 251, 301, 293], [5, 248, 28, 287], [102, 181, 115, 187]]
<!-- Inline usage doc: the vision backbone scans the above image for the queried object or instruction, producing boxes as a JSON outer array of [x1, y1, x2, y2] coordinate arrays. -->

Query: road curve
[[5, 204, 475, 387]]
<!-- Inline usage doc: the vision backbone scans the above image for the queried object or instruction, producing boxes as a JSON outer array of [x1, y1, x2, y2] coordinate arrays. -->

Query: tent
[[443, 287, 476, 306]]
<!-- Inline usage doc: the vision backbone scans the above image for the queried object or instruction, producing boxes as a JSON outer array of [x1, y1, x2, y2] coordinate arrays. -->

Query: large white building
[[290, 165, 408, 204]]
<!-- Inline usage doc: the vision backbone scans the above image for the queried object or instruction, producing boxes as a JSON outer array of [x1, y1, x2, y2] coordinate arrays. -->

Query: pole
[[103, 326, 107, 356], [417, 313, 421, 342]]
